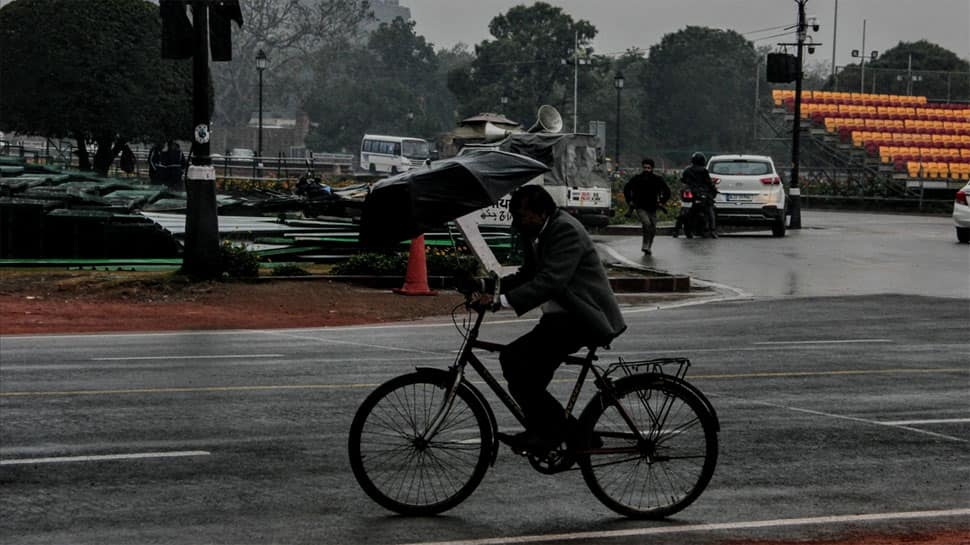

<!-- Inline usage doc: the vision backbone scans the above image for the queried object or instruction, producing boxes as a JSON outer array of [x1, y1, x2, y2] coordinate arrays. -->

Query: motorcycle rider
[[677, 152, 718, 238]]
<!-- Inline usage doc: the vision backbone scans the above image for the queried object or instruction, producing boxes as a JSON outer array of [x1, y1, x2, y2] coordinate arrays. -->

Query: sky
[[405, 0, 970, 72]]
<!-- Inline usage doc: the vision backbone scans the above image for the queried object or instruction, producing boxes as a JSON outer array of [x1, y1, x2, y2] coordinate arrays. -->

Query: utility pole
[[573, 31, 579, 133], [564, 30, 590, 133], [860, 19, 867, 94], [830, 0, 838, 78], [783, 0, 821, 230]]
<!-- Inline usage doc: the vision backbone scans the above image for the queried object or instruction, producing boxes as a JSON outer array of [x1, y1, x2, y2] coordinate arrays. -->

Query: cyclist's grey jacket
[[502, 209, 627, 344]]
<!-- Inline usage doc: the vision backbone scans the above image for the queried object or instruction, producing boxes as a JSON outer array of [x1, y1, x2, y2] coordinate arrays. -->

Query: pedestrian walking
[[623, 158, 671, 255]]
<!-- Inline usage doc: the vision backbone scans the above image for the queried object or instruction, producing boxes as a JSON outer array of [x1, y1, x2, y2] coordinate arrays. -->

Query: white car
[[953, 181, 970, 244], [708, 154, 788, 237]]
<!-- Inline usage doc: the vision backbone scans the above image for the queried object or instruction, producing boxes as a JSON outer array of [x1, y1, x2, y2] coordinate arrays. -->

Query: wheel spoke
[[580, 379, 717, 519], [349, 375, 492, 515]]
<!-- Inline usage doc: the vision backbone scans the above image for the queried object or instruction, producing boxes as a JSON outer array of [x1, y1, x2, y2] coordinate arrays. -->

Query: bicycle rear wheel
[[348, 373, 492, 515], [578, 375, 718, 519]]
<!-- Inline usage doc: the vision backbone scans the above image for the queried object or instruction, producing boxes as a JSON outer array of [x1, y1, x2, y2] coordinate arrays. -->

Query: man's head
[[690, 152, 706, 167], [641, 158, 655, 172], [510, 185, 556, 239]]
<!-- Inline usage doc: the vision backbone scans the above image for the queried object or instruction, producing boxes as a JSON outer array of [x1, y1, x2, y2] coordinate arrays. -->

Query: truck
[[458, 132, 614, 228]]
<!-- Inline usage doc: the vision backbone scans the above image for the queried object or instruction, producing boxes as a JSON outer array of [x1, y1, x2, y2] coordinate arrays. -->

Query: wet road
[[2, 209, 968, 545], [599, 210, 969, 298]]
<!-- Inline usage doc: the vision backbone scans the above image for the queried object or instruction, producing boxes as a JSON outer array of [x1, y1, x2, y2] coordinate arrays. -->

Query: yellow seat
[[907, 161, 921, 177]]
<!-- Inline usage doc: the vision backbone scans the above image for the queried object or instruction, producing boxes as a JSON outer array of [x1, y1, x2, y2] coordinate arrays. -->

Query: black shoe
[[671, 231, 679, 238], [496, 430, 561, 455], [642, 249, 652, 256], [710, 232, 719, 238]]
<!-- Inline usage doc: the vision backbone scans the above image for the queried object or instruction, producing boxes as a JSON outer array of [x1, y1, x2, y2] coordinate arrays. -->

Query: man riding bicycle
[[476, 185, 626, 454]]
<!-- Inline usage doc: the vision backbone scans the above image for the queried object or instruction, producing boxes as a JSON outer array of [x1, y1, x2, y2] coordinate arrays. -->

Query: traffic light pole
[[182, 0, 221, 278]]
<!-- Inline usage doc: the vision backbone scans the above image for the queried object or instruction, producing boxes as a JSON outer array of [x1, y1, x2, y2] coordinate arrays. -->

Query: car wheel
[[957, 226, 970, 244], [771, 213, 787, 237]]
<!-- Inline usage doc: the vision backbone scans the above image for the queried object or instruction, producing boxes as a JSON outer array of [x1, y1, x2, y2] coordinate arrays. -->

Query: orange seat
[[907, 161, 922, 177]]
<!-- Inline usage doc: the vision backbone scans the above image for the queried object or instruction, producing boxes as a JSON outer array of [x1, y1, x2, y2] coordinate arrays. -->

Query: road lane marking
[[882, 418, 970, 426], [260, 330, 451, 355], [0, 450, 210, 465], [737, 398, 969, 443], [0, 383, 378, 397], [2, 368, 965, 398], [91, 354, 284, 361], [398, 508, 970, 545], [754, 339, 892, 345]]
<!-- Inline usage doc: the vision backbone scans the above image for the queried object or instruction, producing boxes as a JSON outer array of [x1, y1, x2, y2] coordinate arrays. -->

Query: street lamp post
[[613, 72, 624, 168], [851, 20, 878, 94], [255, 49, 267, 160]]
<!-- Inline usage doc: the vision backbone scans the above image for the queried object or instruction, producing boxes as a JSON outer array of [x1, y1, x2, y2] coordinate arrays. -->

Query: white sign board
[[470, 196, 513, 226]]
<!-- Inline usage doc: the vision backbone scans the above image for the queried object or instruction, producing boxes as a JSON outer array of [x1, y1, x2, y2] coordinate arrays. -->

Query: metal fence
[[0, 138, 356, 180], [831, 66, 970, 103]]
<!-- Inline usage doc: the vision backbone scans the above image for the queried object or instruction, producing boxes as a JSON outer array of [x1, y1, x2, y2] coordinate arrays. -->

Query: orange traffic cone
[[393, 235, 438, 296]]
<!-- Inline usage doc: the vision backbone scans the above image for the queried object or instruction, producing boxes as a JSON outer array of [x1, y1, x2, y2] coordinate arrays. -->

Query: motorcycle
[[676, 188, 716, 239], [294, 160, 344, 217]]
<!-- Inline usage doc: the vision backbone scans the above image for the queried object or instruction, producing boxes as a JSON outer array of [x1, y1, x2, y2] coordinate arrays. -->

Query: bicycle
[[348, 291, 720, 519]]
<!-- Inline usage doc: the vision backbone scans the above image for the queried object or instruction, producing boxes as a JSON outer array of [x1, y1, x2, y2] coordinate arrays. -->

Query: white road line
[[91, 354, 284, 361], [737, 397, 969, 443], [754, 339, 892, 345], [0, 450, 211, 465], [398, 508, 970, 545], [882, 418, 970, 426], [261, 330, 451, 356]]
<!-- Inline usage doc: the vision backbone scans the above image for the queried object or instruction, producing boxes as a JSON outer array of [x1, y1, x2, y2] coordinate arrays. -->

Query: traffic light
[[766, 52, 798, 83], [209, 0, 242, 61], [160, 0, 193, 60], [160, 0, 242, 61]]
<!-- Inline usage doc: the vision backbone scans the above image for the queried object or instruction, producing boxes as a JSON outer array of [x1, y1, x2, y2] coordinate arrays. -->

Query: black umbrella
[[358, 150, 549, 248]]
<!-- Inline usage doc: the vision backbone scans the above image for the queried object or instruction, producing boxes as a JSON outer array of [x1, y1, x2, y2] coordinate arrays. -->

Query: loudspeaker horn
[[527, 105, 563, 133], [483, 122, 512, 142]]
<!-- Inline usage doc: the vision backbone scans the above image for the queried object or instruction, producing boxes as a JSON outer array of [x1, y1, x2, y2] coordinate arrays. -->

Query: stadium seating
[[772, 89, 970, 180]]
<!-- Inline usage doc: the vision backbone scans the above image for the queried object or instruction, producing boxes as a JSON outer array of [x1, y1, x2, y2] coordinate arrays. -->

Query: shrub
[[333, 247, 482, 278], [219, 242, 260, 278], [270, 264, 311, 276]]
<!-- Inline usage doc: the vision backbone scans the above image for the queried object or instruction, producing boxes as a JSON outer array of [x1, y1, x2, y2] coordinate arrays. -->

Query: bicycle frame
[[419, 306, 646, 453]]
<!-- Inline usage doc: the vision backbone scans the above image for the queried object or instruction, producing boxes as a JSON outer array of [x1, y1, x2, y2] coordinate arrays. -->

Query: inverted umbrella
[[358, 149, 549, 248]]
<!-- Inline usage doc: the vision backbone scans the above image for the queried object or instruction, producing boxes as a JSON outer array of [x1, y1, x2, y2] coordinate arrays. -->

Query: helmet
[[690, 152, 706, 166]]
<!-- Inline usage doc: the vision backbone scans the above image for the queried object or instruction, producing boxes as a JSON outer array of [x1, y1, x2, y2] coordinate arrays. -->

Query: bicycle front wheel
[[348, 373, 492, 516], [578, 375, 718, 519]]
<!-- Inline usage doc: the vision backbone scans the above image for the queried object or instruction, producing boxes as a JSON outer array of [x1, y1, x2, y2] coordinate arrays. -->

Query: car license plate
[[725, 193, 752, 202]]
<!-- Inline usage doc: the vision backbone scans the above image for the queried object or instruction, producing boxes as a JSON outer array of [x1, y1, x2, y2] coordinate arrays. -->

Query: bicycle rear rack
[[606, 357, 691, 381]]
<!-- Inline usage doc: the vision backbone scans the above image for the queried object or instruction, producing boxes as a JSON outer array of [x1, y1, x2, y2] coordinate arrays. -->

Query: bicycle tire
[[348, 372, 492, 515], [578, 374, 718, 519]]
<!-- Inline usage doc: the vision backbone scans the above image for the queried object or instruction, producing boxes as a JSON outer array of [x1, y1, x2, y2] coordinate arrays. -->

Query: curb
[[258, 273, 690, 293]]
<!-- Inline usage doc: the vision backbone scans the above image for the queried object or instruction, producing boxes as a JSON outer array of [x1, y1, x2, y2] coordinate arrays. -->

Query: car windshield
[[402, 140, 430, 159], [710, 161, 772, 176]]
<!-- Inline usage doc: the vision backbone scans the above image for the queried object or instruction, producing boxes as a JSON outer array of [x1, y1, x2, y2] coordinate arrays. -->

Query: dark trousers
[[499, 313, 589, 439]]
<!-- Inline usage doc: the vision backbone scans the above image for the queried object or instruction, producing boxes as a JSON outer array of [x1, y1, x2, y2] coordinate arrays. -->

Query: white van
[[360, 135, 430, 174]]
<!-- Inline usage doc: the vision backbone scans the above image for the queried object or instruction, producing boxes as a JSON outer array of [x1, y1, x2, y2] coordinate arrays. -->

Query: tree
[[0, 0, 194, 175], [210, 0, 371, 129], [641, 26, 759, 162], [447, 2, 597, 126], [304, 18, 454, 152]]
